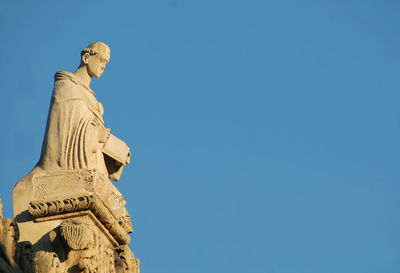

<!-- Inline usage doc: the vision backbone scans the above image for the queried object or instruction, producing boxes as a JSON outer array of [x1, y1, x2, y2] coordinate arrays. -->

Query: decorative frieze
[[29, 194, 131, 245]]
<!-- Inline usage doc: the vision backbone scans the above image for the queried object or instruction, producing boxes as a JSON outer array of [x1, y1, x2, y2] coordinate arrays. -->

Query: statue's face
[[86, 46, 110, 78]]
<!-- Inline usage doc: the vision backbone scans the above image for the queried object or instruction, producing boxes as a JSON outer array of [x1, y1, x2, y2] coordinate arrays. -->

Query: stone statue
[[10, 42, 139, 273], [39, 41, 130, 180], [13, 42, 133, 243]]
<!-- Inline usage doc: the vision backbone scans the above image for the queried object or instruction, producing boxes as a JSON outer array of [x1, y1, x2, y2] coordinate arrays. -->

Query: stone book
[[102, 134, 131, 166]]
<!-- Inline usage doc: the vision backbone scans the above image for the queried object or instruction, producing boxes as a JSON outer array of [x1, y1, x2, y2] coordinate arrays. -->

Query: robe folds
[[39, 71, 110, 176]]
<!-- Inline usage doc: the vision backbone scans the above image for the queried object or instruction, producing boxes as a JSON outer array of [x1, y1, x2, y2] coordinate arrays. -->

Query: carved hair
[[60, 219, 96, 250], [81, 42, 110, 57]]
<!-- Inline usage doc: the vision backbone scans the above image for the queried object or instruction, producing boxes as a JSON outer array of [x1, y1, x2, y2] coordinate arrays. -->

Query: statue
[[14, 42, 131, 217], [39, 41, 130, 180], [11, 42, 139, 273], [14, 42, 129, 186]]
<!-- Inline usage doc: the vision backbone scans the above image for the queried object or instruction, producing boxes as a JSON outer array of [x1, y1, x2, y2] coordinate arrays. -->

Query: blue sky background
[[1, 0, 400, 272]]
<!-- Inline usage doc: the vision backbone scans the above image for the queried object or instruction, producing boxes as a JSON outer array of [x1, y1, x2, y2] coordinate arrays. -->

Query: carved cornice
[[28, 194, 130, 245]]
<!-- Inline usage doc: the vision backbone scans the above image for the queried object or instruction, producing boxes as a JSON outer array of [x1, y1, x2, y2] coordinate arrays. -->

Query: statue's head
[[80, 42, 110, 78]]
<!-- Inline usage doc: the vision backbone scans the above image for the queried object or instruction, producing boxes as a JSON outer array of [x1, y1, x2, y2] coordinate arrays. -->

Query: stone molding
[[28, 194, 130, 245]]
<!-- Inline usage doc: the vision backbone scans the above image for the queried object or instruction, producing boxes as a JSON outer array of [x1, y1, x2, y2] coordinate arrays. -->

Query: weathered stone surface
[[115, 245, 140, 273], [8, 42, 140, 272], [29, 194, 131, 244], [0, 199, 24, 273], [33, 251, 62, 273]]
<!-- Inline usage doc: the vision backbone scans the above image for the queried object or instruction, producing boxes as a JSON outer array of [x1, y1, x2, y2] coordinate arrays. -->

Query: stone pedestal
[[11, 171, 139, 273]]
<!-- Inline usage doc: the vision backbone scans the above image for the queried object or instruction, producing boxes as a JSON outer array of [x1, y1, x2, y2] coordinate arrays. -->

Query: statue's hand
[[99, 127, 110, 144]]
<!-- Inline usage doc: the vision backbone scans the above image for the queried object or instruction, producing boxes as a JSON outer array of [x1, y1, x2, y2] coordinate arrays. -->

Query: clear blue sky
[[1, 1, 400, 272]]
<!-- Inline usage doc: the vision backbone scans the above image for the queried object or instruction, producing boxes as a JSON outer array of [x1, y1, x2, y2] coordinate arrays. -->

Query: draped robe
[[39, 71, 108, 174]]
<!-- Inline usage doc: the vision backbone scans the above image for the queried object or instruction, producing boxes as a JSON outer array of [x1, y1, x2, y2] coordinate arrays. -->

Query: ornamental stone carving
[[33, 251, 62, 273], [15, 242, 34, 273], [0, 198, 24, 273], [115, 245, 140, 273]]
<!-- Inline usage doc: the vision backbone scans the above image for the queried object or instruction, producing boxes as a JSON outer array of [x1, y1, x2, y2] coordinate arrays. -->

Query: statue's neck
[[74, 66, 92, 88]]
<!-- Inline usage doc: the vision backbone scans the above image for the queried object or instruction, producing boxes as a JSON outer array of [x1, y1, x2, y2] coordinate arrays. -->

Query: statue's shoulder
[[53, 71, 85, 102]]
